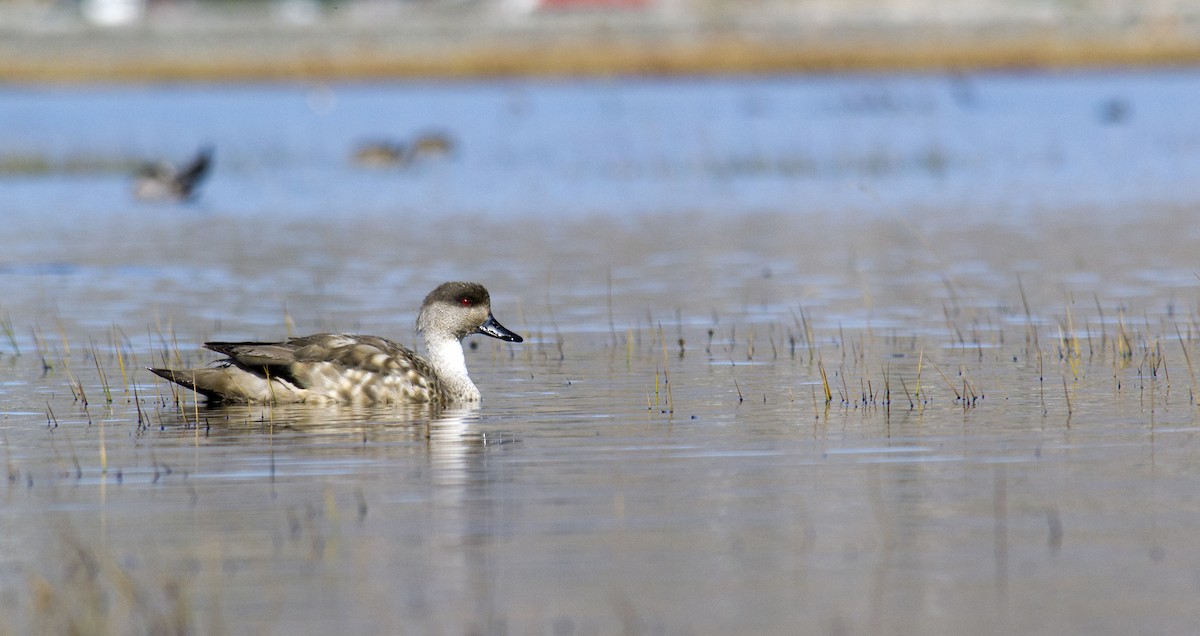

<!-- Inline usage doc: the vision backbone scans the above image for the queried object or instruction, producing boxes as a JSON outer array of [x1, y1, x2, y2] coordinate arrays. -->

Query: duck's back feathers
[[151, 334, 442, 404]]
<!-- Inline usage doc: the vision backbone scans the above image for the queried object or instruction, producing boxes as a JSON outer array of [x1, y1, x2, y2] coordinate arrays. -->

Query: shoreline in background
[[3, 2, 1200, 82]]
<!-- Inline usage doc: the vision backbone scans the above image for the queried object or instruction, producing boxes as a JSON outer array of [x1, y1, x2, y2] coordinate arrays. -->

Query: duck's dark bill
[[477, 314, 523, 343]]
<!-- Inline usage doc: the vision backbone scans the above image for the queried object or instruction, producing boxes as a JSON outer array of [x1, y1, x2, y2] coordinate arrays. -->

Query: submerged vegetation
[[4, 272, 1191, 427], [3, 275, 1196, 631]]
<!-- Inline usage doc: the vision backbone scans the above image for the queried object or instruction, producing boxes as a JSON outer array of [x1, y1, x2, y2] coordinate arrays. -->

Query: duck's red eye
[[460, 297, 472, 306]]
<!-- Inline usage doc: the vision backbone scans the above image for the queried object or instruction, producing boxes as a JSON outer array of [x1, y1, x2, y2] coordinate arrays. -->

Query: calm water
[[3, 71, 1200, 634]]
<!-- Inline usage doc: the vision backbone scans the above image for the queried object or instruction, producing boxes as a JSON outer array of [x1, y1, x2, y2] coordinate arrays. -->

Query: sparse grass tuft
[[0, 312, 18, 355], [817, 356, 832, 404]]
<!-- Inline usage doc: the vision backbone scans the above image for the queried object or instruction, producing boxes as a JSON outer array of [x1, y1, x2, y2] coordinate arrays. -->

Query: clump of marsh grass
[[4, 431, 18, 485], [1093, 293, 1109, 354], [1062, 376, 1073, 421], [0, 153, 52, 174], [32, 328, 53, 374], [704, 155, 818, 179], [1114, 309, 1134, 361], [90, 341, 112, 405], [899, 373, 915, 410], [793, 306, 815, 363], [837, 367, 850, 404], [0, 151, 141, 175], [1174, 325, 1198, 403], [657, 323, 673, 414], [914, 348, 924, 406], [132, 379, 146, 432], [816, 356, 832, 404], [107, 324, 136, 399], [283, 303, 296, 339], [66, 374, 85, 405], [1017, 275, 1040, 359], [1057, 304, 1083, 380], [0, 312, 18, 355]]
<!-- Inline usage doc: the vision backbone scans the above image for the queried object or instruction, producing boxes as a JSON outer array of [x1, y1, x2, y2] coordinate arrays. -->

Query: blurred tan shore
[[3, 0, 1200, 82]]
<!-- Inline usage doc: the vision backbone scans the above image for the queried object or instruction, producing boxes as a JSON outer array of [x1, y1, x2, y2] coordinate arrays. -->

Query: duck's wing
[[176, 147, 213, 195], [284, 334, 435, 377], [205, 339, 301, 367], [210, 334, 439, 400], [150, 334, 437, 404]]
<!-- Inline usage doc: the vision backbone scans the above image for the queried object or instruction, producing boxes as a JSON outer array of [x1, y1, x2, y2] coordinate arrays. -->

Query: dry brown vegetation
[[5, 30, 1200, 83]]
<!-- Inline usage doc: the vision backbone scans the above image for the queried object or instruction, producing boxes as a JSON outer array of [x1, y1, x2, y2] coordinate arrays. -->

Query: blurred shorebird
[[351, 131, 456, 168], [352, 141, 411, 168], [410, 131, 455, 158], [133, 146, 213, 202]]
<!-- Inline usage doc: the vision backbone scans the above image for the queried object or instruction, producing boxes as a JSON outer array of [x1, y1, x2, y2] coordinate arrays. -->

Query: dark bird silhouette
[[133, 146, 213, 201]]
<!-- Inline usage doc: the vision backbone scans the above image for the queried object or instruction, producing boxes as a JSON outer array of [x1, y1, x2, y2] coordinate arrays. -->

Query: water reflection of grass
[[29, 533, 194, 636], [705, 155, 817, 178], [1, 312, 18, 356], [705, 144, 949, 178]]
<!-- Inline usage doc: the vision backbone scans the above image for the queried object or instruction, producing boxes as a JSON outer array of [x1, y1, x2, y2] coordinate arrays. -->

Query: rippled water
[[3, 71, 1200, 634]]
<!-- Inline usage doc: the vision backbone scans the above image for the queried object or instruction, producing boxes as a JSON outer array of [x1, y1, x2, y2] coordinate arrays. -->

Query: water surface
[[2, 71, 1200, 634]]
